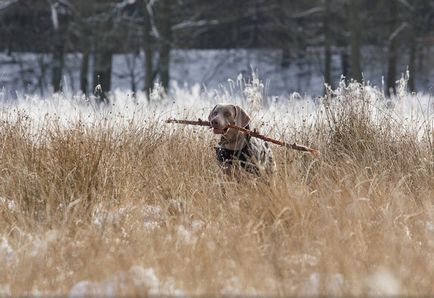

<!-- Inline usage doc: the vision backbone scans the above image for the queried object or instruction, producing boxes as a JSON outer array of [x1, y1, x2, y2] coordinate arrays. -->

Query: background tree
[[49, 0, 68, 92], [404, 1, 434, 92], [68, 0, 96, 95], [156, 0, 172, 90], [1, 0, 434, 98], [349, 0, 362, 82], [386, 0, 399, 96], [323, 0, 332, 87], [142, 0, 154, 98]]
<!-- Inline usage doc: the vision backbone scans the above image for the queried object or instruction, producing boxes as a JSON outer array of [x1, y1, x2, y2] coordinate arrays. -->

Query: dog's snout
[[211, 119, 219, 127]]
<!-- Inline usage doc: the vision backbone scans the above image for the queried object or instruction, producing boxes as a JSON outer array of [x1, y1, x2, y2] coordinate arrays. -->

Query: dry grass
[[0, 83, 433, 296]]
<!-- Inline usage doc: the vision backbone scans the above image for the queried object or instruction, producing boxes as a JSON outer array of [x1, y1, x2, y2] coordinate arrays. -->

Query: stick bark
[[165, 118, 319, 155]]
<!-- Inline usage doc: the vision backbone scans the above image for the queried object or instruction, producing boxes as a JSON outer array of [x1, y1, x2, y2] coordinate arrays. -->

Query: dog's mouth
[[212, 127, 229, 134]]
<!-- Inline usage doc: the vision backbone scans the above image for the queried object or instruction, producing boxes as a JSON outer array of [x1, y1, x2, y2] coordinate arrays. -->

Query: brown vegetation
[[0, 86, 433, 296]]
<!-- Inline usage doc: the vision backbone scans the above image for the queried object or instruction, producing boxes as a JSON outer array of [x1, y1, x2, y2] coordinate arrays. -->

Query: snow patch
[[0, 284, 11, 296], [298, 272, 320, 296], [0, 237, 14, 264], [0, 197, 17, 212], [366, 268, 400, 296], [175, 219, 205, 245], [176, 225, 195, 245], [288, 254, 318, 267], [426, 221, 434, 233], [143, 221, 160, 232], [326, 273, 344, 295], [298, 272, 345, 296], [191, 219, 204, 232], [30, 230, 59, 257], [68, 266, 183, 297], [92, 203, 163, 233], [221, 276, 242, 296]]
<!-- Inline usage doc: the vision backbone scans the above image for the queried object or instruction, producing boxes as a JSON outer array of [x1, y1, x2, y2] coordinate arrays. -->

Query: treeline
[[0, 0, 433, 98]]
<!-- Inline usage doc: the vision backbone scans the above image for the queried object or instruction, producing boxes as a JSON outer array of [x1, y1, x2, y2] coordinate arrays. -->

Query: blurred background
[[0, 0, 433, 98]]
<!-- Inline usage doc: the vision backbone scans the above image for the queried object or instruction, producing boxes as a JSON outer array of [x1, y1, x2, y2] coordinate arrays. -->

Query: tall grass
[[0, 78, 433, 296]]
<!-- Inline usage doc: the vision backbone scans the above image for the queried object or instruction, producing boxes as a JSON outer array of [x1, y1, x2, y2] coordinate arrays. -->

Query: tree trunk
[[349, 0, 362, 82], [130, 61, 137, 94], [142, 0, 154, 99], [281, 49, 291, 68], [323, 0, 332, 90], [408, 5, 417, 93], [408, 31, 416, 92], [50, 2, 65, 93], [279, 0, 291, 68], [252, 0, 259, 47], [37, 54, 47, 97], [80, 50, 89, 95], [93, 50, 113, 102], [341, 47, 350, 82], [386, 0, 398, 96], [51, 32, 65, 92], [158, 0, 171, 90]]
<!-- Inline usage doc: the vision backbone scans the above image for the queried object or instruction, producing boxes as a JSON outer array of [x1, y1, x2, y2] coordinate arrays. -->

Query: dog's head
[[208, 104, 250, 134], [208, 104, 251, 150]]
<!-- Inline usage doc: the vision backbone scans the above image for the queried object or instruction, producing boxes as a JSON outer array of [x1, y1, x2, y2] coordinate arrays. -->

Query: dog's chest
[[215, 137, 274, 176], [215, 146, 250, 165]]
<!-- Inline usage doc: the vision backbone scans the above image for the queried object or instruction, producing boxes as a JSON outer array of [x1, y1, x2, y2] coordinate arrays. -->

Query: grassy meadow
[[0, 79, 433, 296]]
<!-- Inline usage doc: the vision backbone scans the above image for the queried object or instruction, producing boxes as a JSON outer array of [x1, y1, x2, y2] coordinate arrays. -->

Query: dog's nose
[[211, 119, 218, 127]]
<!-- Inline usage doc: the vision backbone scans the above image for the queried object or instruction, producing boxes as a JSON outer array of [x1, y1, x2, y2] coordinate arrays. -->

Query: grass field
[[0, 79, 433, 296]]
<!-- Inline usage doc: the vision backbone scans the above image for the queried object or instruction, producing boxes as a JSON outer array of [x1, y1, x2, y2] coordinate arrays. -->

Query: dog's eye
[[223, 111, 231, 117]]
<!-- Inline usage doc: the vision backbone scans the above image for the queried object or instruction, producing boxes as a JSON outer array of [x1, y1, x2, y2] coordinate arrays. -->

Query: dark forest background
[[0, 0, 433, 99]]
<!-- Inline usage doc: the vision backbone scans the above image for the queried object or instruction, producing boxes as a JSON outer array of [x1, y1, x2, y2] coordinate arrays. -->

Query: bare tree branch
[[0, 0, 18, 10]]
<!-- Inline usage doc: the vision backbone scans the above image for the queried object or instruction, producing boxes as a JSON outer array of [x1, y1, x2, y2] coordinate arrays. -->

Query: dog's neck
[[219, 132, 248, 151]]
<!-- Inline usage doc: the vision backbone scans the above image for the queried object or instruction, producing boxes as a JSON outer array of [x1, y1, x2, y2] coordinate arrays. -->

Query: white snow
[[288, 254, 319, 267], [298, 272, 320, 296], [365, 268, 400, 296], [68, 280, 96, 298], [30, 230, 59, 257], [426, 221, 434, 233], [326, 273, 344, 295], [68, 266, 183, 297], [92, 203, 163, 232], [297, 272, 345, 296], [191, 219, 205, 232], [176, 224, 195, 245], [221, 276, 243, 295], [0, 284, 11, 296], [0, 197, 17, 212], [0, 237, 14, 264]]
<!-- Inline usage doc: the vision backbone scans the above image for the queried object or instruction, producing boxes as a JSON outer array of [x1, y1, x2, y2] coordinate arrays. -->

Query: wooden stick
[[165, 118, 319, 155], [165, 119, 211, 127], [226, 124, 319, 155]]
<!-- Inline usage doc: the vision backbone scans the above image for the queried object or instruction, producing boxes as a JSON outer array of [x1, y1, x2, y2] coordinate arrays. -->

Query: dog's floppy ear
[[233, 105, 250, 128], [208, 105, 217, 121]]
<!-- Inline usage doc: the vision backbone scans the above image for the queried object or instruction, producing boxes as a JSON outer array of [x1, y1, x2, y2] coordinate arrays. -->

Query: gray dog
[[208, 104, 275, 178]]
